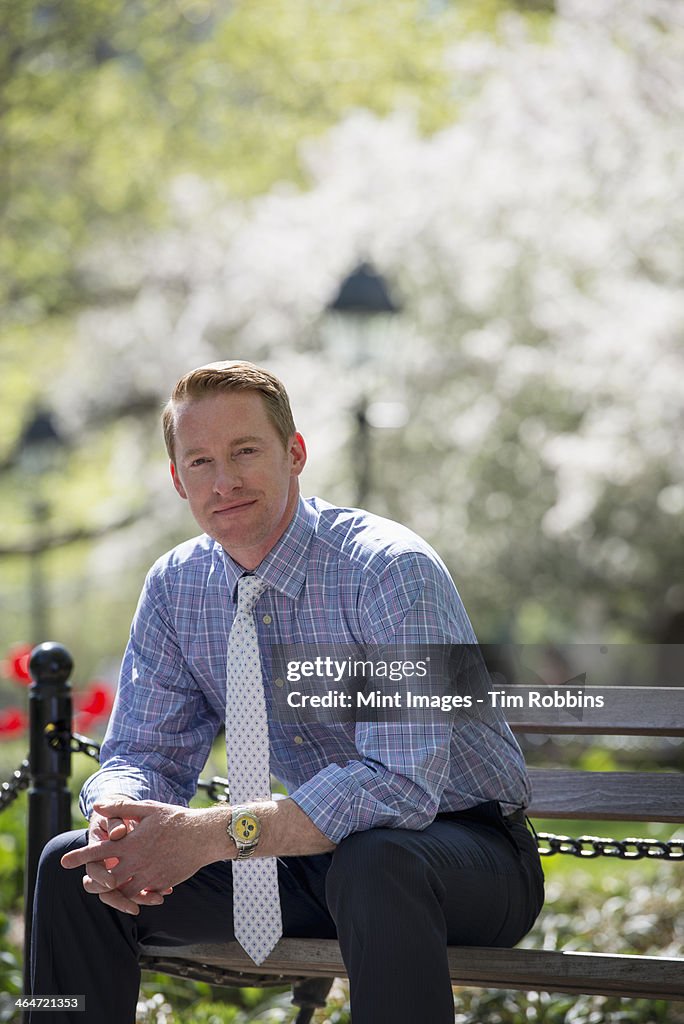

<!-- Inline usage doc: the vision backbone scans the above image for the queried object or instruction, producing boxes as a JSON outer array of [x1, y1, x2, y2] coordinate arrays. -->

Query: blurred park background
[[1, 0, 683, 1020]]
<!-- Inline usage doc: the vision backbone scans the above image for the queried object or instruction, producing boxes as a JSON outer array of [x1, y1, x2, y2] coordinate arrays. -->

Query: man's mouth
[[213, 499, 257, 516]]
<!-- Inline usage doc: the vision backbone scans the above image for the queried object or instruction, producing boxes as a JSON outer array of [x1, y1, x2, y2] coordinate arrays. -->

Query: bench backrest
[[505, 686, 684, 823]]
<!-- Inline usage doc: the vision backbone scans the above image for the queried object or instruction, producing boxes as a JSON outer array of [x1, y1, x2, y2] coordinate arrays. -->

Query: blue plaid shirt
[[81, 497, 530, 842]]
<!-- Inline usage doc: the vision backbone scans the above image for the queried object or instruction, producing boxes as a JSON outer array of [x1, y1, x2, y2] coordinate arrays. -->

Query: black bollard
[[23, 642, 74, 998]]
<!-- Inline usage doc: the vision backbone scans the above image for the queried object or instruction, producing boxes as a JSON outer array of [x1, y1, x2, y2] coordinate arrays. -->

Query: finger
[[83, 872, 117, 895], [115, 876, 171, 901], [130, 889, 168, 906], [61, 842, 116, 870], [82, 862, 118, 892], [97, 889, 142, 915], [94, 799, 148, 820], [116, 876, 150, 901], [84, 870, 170, 903], [106, 817, 128, 841], [88, 818, 111, 844]]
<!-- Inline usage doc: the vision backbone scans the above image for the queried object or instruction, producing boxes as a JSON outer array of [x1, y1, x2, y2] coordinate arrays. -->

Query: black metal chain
[[2, 728, 683, 860], [536, 831, 684, 860], [197, 777, 230, 802], [45, 726, 103, 762], [0, 759, 30, 810], [46, 730, 232, 801]]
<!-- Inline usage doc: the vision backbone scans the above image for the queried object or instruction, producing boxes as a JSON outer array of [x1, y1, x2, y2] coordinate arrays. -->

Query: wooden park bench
[[20, 645, 684, 1021]]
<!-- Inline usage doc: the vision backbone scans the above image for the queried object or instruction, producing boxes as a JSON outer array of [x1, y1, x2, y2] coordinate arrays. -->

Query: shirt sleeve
[[79, 568, 222, 819], [288, 551, 477, 843]]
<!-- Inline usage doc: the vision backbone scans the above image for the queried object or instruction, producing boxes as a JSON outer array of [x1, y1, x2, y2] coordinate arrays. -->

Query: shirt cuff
[[79, 765, 184, 820]]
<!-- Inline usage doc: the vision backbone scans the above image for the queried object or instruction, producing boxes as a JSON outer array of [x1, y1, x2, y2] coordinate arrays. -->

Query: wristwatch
[[227, 807, 262, 860]]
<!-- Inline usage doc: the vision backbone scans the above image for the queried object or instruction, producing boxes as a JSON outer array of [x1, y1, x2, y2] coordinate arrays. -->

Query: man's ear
[[170, 461, 188, 499], [290, 432, 307, 477]]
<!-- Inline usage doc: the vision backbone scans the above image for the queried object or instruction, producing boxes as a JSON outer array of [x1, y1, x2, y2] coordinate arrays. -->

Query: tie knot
[[236, 575, 267, 614]]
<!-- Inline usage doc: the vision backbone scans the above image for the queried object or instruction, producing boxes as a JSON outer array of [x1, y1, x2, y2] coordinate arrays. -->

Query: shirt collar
[[218, 496, 318, 602]]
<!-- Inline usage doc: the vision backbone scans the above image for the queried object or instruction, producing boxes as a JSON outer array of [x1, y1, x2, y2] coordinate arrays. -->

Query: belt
[[436, 802, 527, 827]]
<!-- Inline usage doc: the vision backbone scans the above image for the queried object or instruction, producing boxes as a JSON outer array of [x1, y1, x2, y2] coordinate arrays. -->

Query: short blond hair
[[162, 361, 296, 460]]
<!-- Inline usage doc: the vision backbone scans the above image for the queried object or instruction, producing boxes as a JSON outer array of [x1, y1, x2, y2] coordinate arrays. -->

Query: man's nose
[[213, 463, 242, 494]]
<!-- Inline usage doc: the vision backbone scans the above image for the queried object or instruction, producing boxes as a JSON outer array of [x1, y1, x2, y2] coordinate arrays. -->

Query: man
[[31, 361, 544, 1023]]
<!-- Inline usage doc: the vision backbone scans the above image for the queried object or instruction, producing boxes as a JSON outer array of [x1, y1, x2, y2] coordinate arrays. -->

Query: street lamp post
[[28, 500, 51, 647], [16, 409, 67, 646], [326, 262, 403, 507]]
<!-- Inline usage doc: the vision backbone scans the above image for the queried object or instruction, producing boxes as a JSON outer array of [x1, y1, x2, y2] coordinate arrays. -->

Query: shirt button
[[294, 735, 304, 745], [262, 614, 272, 625], [275, 678, 285, 688]]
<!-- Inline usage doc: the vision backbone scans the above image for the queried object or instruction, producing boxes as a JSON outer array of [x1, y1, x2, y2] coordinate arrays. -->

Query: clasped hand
[[61, 798, 207, 915]]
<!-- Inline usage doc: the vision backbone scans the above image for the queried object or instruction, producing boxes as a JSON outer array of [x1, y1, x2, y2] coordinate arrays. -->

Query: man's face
[[170, 390, 306, 569]]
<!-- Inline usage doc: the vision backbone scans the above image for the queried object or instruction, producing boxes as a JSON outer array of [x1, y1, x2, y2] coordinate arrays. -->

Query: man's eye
[[236, 448, 258, 456], [190, 457, 210, 467]]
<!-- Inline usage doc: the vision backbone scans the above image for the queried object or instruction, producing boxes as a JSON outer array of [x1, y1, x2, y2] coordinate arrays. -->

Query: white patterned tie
[[225, 574, 283, 964]]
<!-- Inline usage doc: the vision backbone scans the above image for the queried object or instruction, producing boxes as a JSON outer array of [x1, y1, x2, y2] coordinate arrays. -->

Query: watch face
[[233, 813, 260, 844]]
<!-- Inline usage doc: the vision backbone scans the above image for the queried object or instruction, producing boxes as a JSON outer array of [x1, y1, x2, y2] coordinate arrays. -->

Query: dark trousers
[[30, 803, 544, 1024]]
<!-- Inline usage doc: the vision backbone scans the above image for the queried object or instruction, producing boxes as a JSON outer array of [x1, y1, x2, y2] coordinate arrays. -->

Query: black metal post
[[291, 978, 334, 1024], [23, 643, 74, 997]]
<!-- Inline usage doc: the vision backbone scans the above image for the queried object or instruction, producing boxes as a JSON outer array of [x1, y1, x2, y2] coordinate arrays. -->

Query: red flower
[[75, 682, 114, 720], [0, 707, 28, 737], [3, 644, 33, 685]]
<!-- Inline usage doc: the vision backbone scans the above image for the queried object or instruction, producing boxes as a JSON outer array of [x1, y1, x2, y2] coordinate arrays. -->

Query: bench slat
[[503, 686, 684, 735], [139, 939, 684, 1000], [527, 768, 684, 822]]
